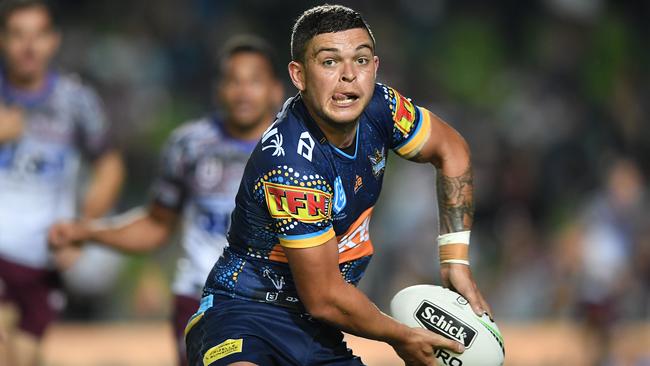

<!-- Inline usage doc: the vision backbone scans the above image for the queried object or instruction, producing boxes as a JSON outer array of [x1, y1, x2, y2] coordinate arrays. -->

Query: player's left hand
[[52, 245, 82, 271], [48, 220, 88, 249], [48, 220, 87, 271], [440, 263, 492, 318]]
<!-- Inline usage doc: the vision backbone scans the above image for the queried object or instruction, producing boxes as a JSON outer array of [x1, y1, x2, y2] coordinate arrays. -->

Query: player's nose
[[340, 61, 356, 83]]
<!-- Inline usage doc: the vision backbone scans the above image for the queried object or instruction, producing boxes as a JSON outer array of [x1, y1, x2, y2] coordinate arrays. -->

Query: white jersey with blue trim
[[150, 116, 257, 297], [0, 72, 111, 268]]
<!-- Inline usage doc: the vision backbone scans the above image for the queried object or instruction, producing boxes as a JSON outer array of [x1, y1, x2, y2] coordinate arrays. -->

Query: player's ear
[[288, 61, 305, 91]]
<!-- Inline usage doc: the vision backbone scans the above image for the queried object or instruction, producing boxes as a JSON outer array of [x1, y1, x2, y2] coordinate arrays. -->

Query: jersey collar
[[0, 70, 57, 108]]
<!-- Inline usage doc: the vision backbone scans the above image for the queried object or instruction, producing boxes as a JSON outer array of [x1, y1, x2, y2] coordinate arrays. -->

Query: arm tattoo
[[436, 165, 474, 234]]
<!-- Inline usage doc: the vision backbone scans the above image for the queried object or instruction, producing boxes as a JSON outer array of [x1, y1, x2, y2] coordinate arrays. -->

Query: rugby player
[[183, 4, 493, 366], [0, 1, 124, 365], [48, 36, 283, 366]]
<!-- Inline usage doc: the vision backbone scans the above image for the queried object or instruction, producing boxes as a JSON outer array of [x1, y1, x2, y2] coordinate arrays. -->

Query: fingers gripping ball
[[391, 285, 504, 366]]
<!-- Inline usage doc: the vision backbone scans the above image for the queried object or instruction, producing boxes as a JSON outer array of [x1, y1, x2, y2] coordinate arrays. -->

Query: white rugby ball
[[390, 285, 504, 366]]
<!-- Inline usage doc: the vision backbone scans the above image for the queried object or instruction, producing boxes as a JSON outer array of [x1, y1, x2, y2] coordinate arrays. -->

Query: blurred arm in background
[[81, 150, 125, 220], [49, 202, 178, 254]]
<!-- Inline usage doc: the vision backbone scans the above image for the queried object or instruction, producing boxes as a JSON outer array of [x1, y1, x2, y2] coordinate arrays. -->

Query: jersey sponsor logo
[[202, 338, 243, 364], [369, 147, 386, 178], [0, 144, 68, 179], [391, 88, 417, 137], [415, 300, 478, 348], [261, 127, 285, 157], [333, 176, 346, 213], [263, 181, 332, 222], [297, 131, 315, 161], [337, 213, 370, 253]]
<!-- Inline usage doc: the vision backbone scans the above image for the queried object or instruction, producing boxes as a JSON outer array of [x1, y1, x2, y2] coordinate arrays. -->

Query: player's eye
[[322, 59, 336, 67], [356, 57, 369, 65]]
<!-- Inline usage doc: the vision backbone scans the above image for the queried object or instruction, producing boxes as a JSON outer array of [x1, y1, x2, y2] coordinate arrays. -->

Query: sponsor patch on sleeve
[[387, 87, 417, 137], [203, 338, 243, 365]]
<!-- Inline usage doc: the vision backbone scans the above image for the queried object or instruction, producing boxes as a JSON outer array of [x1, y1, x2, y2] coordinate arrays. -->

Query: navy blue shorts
[[185, 295, 365, 366]]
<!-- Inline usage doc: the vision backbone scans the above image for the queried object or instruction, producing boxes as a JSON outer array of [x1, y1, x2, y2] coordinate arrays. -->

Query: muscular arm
[[407, 110, 491, 316], [409, 110, 473, 234], [50, 203, 179, 254], [81, 150, 126, 219], [285, 238, 407, 342], [284, 238, 463, 362]]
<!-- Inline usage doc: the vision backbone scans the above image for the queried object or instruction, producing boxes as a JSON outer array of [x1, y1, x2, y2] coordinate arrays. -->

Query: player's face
[[290, 28, 378, 126], [219, 52, 281, 130], [1, 6, 60, 81]]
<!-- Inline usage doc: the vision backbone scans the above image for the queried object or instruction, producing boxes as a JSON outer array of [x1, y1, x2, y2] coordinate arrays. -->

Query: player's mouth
[[331, 92, 359, 107]]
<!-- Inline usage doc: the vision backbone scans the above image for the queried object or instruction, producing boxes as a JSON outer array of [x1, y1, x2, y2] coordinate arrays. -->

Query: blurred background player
[[48, 35, 283, 366], [0, 1, 124, 365]]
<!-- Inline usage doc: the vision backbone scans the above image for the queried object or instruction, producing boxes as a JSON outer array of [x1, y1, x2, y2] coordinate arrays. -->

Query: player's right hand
[[0, 104, 24, 141], [47, 221, 89, 249], [391, 327, 464, 366]]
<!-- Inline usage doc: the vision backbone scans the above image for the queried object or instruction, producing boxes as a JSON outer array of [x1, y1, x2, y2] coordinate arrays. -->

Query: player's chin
[[326, 110, 363, 125], [231, 111, 265, 128], [326, 103, 365, 124]]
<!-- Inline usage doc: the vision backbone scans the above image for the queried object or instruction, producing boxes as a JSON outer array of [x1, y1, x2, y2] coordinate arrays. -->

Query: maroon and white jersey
[[0, 72, 111, 268]]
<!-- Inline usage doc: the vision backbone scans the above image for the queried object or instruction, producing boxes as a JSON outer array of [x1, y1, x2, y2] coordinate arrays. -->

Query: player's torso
[[172, 118, 256, 295], [0, 73, 89, 266], [205, 97, 390, 308], [179, 119, 254, 237], [0, 74, 83, 190]]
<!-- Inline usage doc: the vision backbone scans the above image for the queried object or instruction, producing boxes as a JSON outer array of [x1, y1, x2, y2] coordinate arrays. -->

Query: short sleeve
[[370, 84, 433, 160], [150, 132, 188, 212], [74, 85, 112, 160], [255, 163, 335, 249]]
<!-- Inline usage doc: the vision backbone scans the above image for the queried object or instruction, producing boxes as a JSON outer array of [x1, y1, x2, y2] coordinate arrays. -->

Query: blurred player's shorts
[[0, 256, 64, 337]]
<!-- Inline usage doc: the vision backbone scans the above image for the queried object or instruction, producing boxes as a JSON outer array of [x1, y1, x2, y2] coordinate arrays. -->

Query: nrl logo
[[368, 148, 386, 178]]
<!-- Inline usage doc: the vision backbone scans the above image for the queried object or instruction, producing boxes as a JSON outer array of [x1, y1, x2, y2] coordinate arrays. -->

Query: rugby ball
[[390, 285, 504, 366]]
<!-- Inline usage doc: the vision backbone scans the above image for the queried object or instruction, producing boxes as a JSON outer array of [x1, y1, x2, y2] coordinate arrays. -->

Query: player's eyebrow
[[356, 43, 373, 52], [314, 47, 340, 56], [313, 43, 374, 57]]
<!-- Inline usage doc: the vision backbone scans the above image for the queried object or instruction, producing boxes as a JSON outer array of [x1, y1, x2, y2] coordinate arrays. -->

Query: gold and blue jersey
[[203, 83, 433, 309]]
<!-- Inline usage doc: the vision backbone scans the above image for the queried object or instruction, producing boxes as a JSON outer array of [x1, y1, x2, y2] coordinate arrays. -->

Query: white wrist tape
[[437, 231, 470, 246], [437, 230, 470, 266], [440, 259, 470, 265]]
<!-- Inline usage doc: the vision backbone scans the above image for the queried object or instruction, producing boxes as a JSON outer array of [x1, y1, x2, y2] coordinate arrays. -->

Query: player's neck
[[304, 103, 357, 149], [4, 69, 48, 93], [315, 119, 357, 149], [224, 113, 274, 142]]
